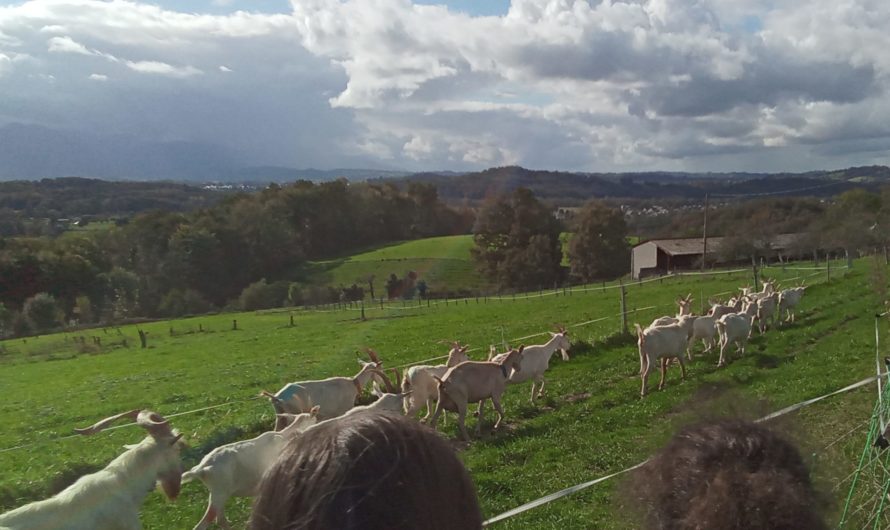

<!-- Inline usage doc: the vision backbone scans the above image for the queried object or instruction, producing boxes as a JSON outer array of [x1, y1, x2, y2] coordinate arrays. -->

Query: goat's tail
[[401, 371, 411, 394], [181, 465, 209, 484]]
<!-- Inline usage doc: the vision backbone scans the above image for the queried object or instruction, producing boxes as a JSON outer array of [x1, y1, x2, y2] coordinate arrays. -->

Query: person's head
[[632, 419, 826, 530], [250, 411, 483, 530]]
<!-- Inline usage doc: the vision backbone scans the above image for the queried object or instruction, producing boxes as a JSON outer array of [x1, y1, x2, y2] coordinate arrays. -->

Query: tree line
[[0, 180, 473, 337]]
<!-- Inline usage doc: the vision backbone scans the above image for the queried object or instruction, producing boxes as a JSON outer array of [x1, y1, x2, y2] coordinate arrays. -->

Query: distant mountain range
[[383, 165, 890, 202], [0, 123, 408, 182], [1, 123, 889, 202]]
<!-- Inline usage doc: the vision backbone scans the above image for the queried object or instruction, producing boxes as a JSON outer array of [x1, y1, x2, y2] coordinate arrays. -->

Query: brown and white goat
[[429, 346, 524, 441], [402, 341, 470, 420]]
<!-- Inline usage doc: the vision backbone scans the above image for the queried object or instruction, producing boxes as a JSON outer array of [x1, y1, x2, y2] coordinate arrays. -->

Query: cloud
[[46, 35, 91, 55], [124, 60, 201, 77], [0, 0, 888, 173], [88, 72, 107, 81]]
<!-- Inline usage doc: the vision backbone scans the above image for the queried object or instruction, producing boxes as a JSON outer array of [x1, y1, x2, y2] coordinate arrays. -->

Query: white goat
[[490, 329, 570, 402], [754, 292, 779, 334], [429, 346, 525, 441], [687, 315, 718, 359], [183, 407, 320, 530], [262, 350, 387, 428], [0, 410, 184, 530], [707, 299, 737, 320], [777, 286, 806, 323], [640, 315, 695, 374], [635, 322, 690, 397], [715, 308, 756, 366], [648, 294, 694, 328], [350, 369, 409, 416], [402, 342, 470, 420]]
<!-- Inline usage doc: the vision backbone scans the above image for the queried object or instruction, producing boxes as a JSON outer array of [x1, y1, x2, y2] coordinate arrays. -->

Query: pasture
[[0, 260, 885, 529], [304, 234, 493, 294]]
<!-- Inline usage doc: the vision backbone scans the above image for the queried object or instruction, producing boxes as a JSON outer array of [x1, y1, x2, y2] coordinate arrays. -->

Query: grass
[[303, 234, 492, 294], [0, 260, 886, 529]]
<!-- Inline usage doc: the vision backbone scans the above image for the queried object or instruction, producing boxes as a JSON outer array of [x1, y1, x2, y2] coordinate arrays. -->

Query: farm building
[[631, 233, 807, 279]]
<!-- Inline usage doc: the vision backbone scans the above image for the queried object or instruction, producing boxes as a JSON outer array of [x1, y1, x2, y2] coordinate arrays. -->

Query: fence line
[[483, 372, 886, 526], [0, 265, 844, 454]]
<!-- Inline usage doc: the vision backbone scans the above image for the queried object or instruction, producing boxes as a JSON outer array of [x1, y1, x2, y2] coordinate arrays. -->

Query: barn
[[631, 233, 807, 279]]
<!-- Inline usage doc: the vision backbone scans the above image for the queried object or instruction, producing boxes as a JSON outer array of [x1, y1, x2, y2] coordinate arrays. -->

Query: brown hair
[[632, 419, 826, 530], [249, 411, 483, 530]]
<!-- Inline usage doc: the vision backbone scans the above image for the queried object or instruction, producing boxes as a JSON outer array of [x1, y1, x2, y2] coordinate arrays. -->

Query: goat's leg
[[717, 339, 727, 367], [491, 394, 506, 430], [476, 399, 486, 436], [216, 500, 232, 530], [640, 356, 650, 397], [456, 403, 470, 441], [678, 355, 687, 379], [536, 375, 546, 399], [657, 357, 667, 390], [414, 397, 430, 421], [528, 381, 537, 403], [193, 494, 222, 530], [428, 401, 444, 429]]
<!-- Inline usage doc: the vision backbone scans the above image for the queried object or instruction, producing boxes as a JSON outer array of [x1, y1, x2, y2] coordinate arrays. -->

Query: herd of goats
[[0, 279, 808, 530]]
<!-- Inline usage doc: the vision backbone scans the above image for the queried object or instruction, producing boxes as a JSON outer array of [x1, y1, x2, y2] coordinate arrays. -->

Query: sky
[[1, 0, 889, 173]]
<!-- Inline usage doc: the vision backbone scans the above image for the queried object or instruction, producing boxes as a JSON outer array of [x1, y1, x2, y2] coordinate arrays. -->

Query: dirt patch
[[565, 391, 591, 403]]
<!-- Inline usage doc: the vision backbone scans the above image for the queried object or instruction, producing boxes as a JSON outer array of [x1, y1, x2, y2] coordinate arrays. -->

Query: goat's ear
[[432, 375, 444, 385], [169, 433, 184, 446], [123, 444, 138, 450], [309, 405, 321, 416], [356, 358, 365, 366]]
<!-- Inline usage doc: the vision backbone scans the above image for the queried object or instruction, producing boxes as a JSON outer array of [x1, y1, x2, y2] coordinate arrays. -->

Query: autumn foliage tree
[[471, 188, 563, 289], [567, 200, 629, 282]]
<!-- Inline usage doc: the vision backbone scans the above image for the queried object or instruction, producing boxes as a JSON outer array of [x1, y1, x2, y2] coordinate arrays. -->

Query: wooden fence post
[[751, 256, 760, 292], [232, 319, 238, 330], [361, 301, 366, 321], [619, 281, 628, 335]]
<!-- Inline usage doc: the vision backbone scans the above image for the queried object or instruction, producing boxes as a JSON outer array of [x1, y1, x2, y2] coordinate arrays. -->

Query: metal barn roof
[[636, 233, 804, 256]]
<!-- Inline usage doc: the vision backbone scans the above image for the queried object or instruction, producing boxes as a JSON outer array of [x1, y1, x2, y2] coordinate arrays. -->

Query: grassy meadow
[[0, 259, 886, 528], [304, 234, 492, 294]]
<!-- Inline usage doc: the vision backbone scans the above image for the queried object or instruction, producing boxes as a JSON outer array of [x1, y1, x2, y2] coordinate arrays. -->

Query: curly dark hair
[[632, 419, 826, 530], [249, 411, 483, 530]]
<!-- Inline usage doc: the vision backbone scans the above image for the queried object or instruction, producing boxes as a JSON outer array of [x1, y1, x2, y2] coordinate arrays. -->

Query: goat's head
[[549, 328, 571, 360], [277, 406, 320, 435], [76, 409, 184, 500], [503, 345, 524, 372], [676, 294, 693, 315], [446, 342, 470, 367]]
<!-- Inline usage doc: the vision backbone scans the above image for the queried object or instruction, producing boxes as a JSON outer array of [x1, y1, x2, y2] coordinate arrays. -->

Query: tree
[[159, 289, 212, 317], [0, 302, 11, 338], [471, 188, 563, 289], [23, 292, 63, 333], [239, 279, 290, 311], [568, 201, 630, 282]]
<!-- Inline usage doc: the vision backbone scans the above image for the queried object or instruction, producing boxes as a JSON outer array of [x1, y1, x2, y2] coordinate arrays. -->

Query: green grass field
[[304, 234, 492, 294], [0, 260, 886, 528]]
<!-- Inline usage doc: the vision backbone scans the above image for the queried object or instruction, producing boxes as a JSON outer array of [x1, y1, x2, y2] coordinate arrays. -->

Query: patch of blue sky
[[473, 86, 553, 107], [414, 0, 511, 17], [0, 0, 513, 17]]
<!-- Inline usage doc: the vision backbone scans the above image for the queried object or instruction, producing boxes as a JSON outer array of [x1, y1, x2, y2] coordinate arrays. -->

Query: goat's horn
[[365, 348, 381, 364], [74, 409, 141, 436], [137, 410, 173, 438], [260, 390, 283, 404], [372, 368, 397, 393]]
